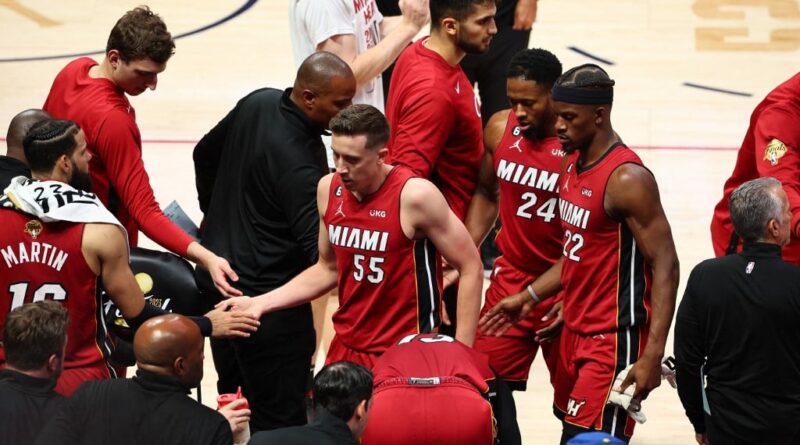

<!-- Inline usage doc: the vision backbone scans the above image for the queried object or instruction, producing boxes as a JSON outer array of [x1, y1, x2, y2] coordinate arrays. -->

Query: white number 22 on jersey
[[562, 230, 584, 261]]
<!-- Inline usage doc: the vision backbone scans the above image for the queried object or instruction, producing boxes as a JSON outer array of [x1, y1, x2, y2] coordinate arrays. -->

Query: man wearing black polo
[[675, 177, 800, 445], [193, 51, 355, 432]]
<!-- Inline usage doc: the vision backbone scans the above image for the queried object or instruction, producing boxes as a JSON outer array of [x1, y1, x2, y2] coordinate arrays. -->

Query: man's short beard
[[457, 34, 489, 55], [69, 169, 93, 192]]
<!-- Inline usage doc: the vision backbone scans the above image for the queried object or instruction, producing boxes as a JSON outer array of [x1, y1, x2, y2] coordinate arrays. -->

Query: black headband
[[551, 84, 613, 105]]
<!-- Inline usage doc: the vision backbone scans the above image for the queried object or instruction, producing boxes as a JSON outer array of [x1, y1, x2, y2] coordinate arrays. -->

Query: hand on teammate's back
[[204, 305, 260, 338]]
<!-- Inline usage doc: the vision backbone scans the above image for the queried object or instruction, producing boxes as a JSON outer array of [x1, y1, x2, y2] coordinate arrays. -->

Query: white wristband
[[526, 284, 540, 304]]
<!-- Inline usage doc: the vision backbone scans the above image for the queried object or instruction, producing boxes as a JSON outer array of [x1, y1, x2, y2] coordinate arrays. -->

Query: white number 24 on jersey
[[516, 192, 558, 222]]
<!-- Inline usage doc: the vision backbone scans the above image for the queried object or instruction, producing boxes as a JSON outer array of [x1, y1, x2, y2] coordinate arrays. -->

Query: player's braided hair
[[555, 64, 616, 90], [22, 119, 80, 173], [506, 48, 562, 87]]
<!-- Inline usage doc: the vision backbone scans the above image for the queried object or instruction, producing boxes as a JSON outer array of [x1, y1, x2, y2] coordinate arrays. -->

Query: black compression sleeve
[[125, 305, 212, 337]]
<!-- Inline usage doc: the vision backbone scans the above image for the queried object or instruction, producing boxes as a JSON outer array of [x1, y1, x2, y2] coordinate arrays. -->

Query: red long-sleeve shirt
[[385, 39, 483, 221], [43, 58, 192, 255], [711, 72, 800, 263]]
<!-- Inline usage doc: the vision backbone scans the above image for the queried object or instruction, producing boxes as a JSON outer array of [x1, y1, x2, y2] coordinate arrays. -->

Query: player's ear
[[58, 154, 71, 173], [377, 147, 389, 163], [442, 17, 458, 36], [355, 399, 368, 419], [47, 353, 59, 373], [107, 49, 121, 68], [594, 106, 607, 126]]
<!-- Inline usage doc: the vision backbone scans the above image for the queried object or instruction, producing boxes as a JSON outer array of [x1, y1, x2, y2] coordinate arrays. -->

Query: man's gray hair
[[729, 177, 784, 243]]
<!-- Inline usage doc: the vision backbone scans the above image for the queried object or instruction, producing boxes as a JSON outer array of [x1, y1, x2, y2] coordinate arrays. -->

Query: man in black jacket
[[36, 314, 232, 445], [193, 51, 355, 431], [0, 301, 66, 444], [675, 176, 800, 445], [249, 361, 372, 445]]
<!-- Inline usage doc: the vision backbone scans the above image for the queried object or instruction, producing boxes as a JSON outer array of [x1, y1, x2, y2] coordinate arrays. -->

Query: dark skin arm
[[478, 257, 563, 336], [607, 163, 680, 400], [464, 110, 506, 247]]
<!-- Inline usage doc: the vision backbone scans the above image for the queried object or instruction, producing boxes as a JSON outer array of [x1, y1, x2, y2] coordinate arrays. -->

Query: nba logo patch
[[745, 261, 754, 274]]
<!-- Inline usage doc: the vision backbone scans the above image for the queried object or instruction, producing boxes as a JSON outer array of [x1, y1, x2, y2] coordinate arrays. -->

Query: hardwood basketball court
[[2, 0, 798, 442]]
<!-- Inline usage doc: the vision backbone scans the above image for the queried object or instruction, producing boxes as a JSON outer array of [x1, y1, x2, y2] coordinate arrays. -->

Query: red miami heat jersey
[[494, 112, 565, 274], [0, 209, 109, 373], [324, 167, 442, 353], [558, 144, 653, 334], [372, 333, 493, 394]]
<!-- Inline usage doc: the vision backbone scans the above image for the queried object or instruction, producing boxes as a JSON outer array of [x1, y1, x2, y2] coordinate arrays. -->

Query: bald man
[[36, 314, 233, 445], [1, 109, 50, 187], [193, 51, 356, 432]]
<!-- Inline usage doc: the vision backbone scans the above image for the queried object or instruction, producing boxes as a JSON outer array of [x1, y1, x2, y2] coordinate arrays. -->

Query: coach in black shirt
[[36, 314, 232, 445], [675, 177, 800, 445], [193, 51, 355, 432]]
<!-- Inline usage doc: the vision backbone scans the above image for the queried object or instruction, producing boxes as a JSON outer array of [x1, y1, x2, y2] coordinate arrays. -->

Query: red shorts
[[55, 363, 111, 396], [553, 326, 647, 440], [474, 256, 560, 389], [361, 377, 495, 445], [324, 335, 381, 369]]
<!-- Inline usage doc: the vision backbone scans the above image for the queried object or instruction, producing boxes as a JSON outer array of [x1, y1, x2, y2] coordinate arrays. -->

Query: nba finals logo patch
[[24, 220, 43, 239], [764, 139, 787, 166]]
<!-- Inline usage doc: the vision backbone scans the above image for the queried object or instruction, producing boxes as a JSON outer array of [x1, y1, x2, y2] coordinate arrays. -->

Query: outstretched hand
[[204, 256, 243, 297], [478, 291, 534, 336], [205, 304, 260, 338]]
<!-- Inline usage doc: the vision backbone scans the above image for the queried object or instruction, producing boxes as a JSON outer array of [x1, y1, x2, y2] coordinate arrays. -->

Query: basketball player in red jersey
[[466, 48, 564, 393], [0, 120, 258, 396], [386, 0, 498, 335], [480, 64, 679, 443], [218, 104, 483, 368]]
